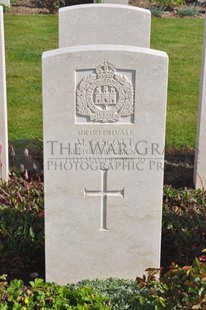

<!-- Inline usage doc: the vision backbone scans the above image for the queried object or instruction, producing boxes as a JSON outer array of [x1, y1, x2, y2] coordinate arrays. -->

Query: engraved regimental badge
[[76, 61, 134, 123]]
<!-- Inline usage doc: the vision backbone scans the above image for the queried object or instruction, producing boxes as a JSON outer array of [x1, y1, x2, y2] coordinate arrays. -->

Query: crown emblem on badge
[[96, 61, 116, 79], [76, 61, 134, 123]]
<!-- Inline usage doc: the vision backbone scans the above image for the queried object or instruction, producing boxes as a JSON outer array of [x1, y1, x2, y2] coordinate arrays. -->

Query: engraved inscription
[[84, 169, 124, 230], [76, 61, 134, 123]]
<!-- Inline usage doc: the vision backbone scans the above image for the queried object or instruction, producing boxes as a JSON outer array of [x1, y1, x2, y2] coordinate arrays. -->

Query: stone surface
[[43, 45, 168, 284], [194, 16, 206, 189], [0, 0, 10, 7], [0, 6, 8, 181], [59, 4, 151, 48], [94, 0, 128, 3]]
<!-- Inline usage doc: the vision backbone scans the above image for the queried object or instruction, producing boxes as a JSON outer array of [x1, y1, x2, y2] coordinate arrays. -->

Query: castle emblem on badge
[[76, 61, 134, 123]]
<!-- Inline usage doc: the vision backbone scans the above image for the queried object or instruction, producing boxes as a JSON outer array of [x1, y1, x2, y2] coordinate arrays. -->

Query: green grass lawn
[[151, 18, 204, 148], [4, 16, 204, 147], [5, 15, 58, 140]]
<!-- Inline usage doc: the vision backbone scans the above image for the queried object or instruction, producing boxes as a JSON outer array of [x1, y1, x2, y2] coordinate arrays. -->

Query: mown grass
[[5, 15, 58, 140], [151, 18, 203, 148], [4, 16, 204, 147]]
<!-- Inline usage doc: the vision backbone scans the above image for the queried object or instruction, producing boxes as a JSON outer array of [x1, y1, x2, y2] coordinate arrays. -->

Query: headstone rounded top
[[60, 3, 150, 15], [94, 0, 128, 4], [59, 4, 151, 48]]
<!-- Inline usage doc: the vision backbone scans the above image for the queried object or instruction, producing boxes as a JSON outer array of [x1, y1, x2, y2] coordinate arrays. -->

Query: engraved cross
[[84, 170, 124, 230]]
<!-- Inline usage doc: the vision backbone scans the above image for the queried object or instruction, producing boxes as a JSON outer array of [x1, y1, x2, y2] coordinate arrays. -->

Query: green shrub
[[0, 277, 110, 309], [45, 0, 65, 13], [0, 3, 10, 12], [150, 6, 166, 17], [69, 261, 206, 309], [0, 177, 44, 282], [177, 6, 200, 16], [0, 179, 206, 307], [1, 179, 206, 284], [160, 258, 206, 309], [151, 0, 184, 8], [134, 258, 206, 309], [162, 186, 206, 267], [1, 259, 206, 309], [34, 0, 65, 13], [71, 278, 138, 310]]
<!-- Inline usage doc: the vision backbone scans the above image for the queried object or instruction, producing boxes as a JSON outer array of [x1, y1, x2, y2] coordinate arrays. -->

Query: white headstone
[[0, 6, 8, 182], [194, 16, 206, 189], [0, 0, 10, 7], [94, 0, 128, 3], [59, 4, 151, 48], [43, 45, 168, 284]]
